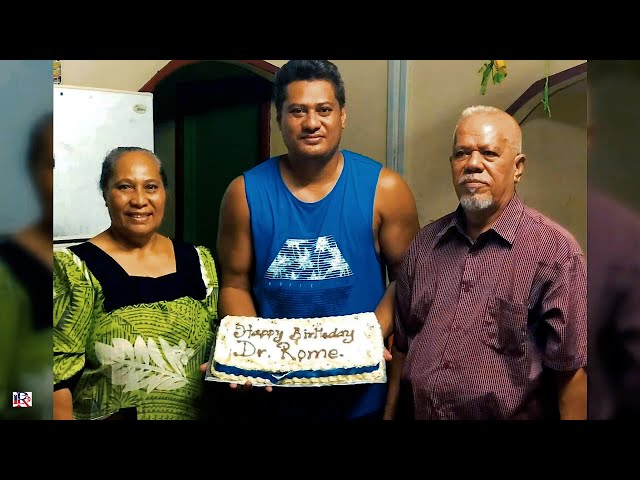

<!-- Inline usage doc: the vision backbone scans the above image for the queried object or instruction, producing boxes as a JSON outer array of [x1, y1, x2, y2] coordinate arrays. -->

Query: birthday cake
[[206, 312, 386, 387]]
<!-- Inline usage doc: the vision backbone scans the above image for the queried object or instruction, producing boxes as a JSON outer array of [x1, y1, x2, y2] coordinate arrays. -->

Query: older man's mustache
[[459, 176, 490, 186]]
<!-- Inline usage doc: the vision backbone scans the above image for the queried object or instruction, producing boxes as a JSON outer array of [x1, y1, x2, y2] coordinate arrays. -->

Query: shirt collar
[[436, 194, 525, 245]]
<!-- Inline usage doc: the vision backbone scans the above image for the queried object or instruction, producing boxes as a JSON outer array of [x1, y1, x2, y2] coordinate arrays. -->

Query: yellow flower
[[495, 60, 507, 74]]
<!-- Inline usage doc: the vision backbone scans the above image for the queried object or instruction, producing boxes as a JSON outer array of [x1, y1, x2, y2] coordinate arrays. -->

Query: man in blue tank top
[[215, 60, 419, 420]]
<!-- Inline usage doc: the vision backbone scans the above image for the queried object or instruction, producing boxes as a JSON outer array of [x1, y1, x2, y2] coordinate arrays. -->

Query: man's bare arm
[[217, 176, 257, 318], [374, 168, 420, 337], [215, 176, 273, 391]]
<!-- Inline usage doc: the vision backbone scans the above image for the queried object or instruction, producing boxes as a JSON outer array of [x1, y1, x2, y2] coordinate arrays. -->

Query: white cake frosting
[[206, 312, 387, 387]]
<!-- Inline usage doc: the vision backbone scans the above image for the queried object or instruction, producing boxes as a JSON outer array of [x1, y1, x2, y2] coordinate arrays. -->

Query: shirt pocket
[[481, 296, 528, 356]]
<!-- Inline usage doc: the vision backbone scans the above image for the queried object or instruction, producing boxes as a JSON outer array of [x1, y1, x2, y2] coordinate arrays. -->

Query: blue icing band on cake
[[213, 362, 380, 384]]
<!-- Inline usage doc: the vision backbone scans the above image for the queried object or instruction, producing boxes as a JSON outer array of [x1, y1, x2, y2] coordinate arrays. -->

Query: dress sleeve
[[53, 250, 95, 391], [196, 246, 220, 335]]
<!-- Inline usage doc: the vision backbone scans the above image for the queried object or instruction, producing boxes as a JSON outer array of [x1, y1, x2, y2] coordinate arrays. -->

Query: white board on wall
[[53, 85, 154, 241]]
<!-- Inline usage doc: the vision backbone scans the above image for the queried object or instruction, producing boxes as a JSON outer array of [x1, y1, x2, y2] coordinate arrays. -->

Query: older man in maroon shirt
[[385, 106, 587, 420]]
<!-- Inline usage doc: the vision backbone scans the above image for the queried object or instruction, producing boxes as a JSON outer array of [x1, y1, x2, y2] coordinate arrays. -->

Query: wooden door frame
[[507, 62, 587, 123], [139, 60, 277, 161], [139, 60, 279, 93], [140, 60, 279, 240]]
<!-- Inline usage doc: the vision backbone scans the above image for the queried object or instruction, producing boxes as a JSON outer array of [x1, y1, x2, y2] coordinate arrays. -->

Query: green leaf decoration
[[479, 61, 508, 95], [480, 61, 494, 95], [541, 75, 551, 117], [95, 336, 195, 393]]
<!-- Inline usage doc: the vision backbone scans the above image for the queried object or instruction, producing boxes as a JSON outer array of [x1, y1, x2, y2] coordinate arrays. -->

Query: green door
[[179, 77, 272, 262]]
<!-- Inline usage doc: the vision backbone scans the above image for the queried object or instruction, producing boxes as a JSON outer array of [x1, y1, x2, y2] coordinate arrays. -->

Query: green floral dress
[[53, 240, 218, 420]]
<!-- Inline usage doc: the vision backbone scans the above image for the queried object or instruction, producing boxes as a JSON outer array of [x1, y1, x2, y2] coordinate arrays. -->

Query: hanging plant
[[477, 60, 552, 117], [478, 60, 508, 95], [541, 60, 551, 117]]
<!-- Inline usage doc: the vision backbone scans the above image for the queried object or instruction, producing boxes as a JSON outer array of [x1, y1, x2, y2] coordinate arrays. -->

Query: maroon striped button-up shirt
[[394, 194, 587, 420]]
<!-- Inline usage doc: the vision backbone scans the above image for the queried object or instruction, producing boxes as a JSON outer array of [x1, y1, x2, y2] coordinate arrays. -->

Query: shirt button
[[442, 361, 452, 370], [462, 282, 472, 292]]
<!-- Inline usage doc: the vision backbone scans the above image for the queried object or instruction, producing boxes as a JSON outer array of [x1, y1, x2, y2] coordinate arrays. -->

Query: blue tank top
[[243, 150, 387, 419]]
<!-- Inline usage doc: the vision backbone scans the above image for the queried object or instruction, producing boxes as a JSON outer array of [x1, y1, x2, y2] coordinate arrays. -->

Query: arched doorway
[[140, 60, 278, 257], [508, 62, 587, 251]]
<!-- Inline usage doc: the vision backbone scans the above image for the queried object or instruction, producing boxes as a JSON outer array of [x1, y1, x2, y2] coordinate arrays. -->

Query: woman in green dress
[[53, 147, 218, 420]]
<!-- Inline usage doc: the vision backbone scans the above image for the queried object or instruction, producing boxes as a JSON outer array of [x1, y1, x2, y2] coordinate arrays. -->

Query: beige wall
[[62, 60, 388, 166], [518, 79, 587, 250], [267, 60, 388, 165], [60, 59, 586, 246], [60, 60, 170, 90], [406, 60, 586, 228]]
